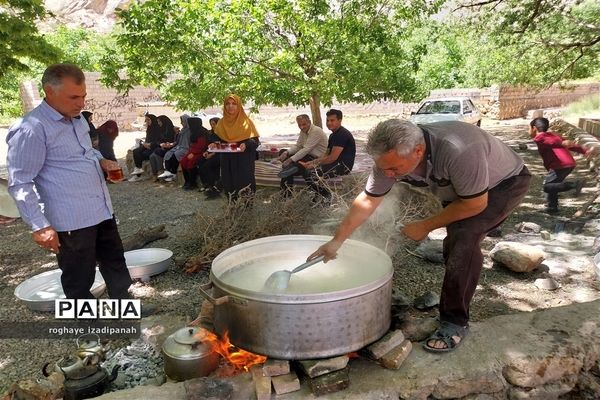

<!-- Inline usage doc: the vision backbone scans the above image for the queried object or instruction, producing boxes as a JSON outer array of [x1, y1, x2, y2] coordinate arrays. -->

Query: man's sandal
[[423, 321, 469, 353]]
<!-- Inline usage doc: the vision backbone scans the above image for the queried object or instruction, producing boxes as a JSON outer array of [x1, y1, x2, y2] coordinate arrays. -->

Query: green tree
[[454, 0, 600, 85], [0, 0, 61, 78], [102, 0, 441, 126]]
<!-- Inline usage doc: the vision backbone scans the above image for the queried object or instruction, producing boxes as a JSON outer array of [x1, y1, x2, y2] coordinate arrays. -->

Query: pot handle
[[199, 282, 229, 305]]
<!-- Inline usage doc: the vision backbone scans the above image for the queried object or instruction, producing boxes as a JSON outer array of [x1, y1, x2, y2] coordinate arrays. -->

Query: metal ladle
[[264, 255, 325, 291]]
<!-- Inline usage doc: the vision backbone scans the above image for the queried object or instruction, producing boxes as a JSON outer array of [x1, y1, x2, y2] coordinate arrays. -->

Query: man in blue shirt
[[7, 64, 133, 300]]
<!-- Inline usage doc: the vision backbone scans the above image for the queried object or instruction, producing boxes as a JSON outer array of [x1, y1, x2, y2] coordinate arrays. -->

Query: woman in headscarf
[[82, 111, 97, 145], [131, 113, 162, 177], [158, 114, 192, 183], [210, 94, 260, 200], [96, 120, 119, 161], [199, 117, 221, 196], [180, 117, 209, 190]]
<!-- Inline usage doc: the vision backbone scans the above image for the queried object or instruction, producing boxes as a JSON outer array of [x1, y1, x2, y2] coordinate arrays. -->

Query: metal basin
[[124, 248, 172, 281], [203, 235, 393, 360], [14, 269, 106, 312]]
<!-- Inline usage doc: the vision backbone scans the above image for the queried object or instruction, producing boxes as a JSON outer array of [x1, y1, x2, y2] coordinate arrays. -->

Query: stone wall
[[430, 83, 600, 120], [20, 73, 600, 126]]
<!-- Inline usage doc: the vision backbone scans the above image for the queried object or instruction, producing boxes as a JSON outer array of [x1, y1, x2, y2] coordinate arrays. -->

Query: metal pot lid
[[173, 327, 204, 345], [210, 235, 393, 303], [162, 337, 213, 360]]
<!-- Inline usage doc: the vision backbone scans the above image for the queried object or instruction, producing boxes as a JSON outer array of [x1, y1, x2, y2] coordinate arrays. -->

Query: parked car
[[409, 97, 482, 126]]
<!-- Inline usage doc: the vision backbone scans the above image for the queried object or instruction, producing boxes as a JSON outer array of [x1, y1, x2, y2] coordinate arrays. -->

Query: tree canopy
[[0, 0, 61, 78], [102, 0, 443, 125]]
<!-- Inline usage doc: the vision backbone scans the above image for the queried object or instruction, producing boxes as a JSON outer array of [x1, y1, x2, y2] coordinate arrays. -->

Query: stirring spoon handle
[[291, 255, 325, 273]]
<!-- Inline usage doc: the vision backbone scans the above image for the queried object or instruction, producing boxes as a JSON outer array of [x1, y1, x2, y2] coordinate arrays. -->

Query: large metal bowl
[[14, 269, 106, 312], [124, 248, 173, 281]]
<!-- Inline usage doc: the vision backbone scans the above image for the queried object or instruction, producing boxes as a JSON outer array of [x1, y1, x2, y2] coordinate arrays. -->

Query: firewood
[[121, 224, 168, 251]]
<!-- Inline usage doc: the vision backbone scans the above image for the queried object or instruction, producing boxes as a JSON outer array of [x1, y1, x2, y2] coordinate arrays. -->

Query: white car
[[409, 97, 482, 126]]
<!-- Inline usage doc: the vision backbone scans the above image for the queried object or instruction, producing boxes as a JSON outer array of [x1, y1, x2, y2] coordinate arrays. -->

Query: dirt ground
[[1, 116, 599, 394]]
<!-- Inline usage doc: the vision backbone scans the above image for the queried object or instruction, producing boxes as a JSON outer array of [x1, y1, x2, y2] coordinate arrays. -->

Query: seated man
[[300, 109, 356, 200], [277, 114, 328, 193]]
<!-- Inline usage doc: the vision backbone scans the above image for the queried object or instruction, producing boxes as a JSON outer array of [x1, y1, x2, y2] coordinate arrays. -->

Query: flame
[[195, 329, 266, 372]]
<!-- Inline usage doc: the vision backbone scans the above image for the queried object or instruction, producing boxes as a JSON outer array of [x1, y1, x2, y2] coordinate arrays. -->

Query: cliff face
[[42, 0, 132, 32]]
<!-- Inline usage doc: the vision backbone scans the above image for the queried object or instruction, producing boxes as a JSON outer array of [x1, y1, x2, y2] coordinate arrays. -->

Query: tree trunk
[[309, 93, 322, 128]]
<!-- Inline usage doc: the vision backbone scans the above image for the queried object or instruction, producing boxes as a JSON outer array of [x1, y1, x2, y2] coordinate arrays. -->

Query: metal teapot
[[76, 333, 104, 362]]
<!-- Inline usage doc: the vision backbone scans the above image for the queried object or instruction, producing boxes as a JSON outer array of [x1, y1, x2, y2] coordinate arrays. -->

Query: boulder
[[489, 242, 546, 272]]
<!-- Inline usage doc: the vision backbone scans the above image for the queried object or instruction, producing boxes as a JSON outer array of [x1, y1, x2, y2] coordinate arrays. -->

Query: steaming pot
[[201, 235, 393, 360]]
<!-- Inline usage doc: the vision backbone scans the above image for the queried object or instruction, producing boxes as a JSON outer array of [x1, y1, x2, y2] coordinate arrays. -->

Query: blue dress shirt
[[7, 100, 114, 232]]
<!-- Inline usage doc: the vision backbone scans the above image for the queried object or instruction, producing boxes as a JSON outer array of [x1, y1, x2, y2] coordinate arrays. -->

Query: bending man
[[309, 119, 530, 352]]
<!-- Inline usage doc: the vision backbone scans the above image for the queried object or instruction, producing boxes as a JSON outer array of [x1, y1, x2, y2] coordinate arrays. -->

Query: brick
[[250, 365, 271, 400], [262, 358, 290, 377], [380, 340, 412, 370], [366, 330, 405, 359], [298, 355, 349, 378], [271, 372, 301, 395], [308, 367, 349, 397]]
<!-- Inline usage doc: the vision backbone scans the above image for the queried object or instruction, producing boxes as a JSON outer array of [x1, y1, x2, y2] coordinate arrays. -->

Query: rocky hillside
[[42, 0, 131, 32]]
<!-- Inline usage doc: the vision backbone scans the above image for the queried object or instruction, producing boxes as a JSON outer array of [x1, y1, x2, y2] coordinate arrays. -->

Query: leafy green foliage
[[101, 0, 443, 120], [0, 0, 61, 77], [0, 25, 112, 121]]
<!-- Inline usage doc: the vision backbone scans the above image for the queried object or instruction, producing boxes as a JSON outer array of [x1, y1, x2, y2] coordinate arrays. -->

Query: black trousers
[[165, 156, 179, 174], [543, 167, 575, 209], [198, 155, 221, 188], [306, 162, 349, 198], [132, 146, 154, 168], [56, 218, 132, 299], [440, 166, 531, 326], [280, 154, 316, 191]]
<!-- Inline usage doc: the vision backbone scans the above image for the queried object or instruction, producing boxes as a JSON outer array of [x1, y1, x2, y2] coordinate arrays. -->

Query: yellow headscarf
[[214, 94, 260, 142]]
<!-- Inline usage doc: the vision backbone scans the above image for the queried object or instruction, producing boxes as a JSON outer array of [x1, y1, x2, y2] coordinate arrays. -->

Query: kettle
[[162, 327, 219, 381]]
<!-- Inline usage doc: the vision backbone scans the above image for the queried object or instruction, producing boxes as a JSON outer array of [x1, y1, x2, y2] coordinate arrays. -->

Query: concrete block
[[271, 372, 301, 395], [380, 340, 412, 370], [308, 367, 349, 397], [250, 365, 271, 400], [366, 330, 405, 359], [262, 359, 290, 377], [298, 355, 349, 378]]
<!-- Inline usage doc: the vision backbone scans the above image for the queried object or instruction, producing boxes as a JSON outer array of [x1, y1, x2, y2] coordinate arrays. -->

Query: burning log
[[121, 224, 168, 251]]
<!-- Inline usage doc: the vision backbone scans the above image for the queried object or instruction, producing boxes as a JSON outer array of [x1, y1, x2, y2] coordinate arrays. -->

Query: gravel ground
[[1, 118, 599, 395]]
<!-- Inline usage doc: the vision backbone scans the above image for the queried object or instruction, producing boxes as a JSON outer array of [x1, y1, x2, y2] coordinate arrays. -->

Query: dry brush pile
[[182, 175, 441, 273]]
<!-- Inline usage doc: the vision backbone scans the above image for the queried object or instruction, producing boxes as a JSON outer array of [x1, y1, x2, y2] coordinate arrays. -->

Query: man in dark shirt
[[300, 109, 356, 201], [530, 117, 587, 213]]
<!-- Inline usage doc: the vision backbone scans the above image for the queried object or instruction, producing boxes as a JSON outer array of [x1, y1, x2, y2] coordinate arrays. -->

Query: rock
[[366, 330, 406, 360], [572, 371, 600, 400], [415, 239, 444, 263], [391, 288, 411, 307], [308, 367, 349, 397], [184, 377, 234, 400], [397, 316, 439, 342], [271, 372, 301, 395], [262, 359, 289, 377], [540, 230, 552, 240], [534, 277, 560, 291], [298, 355, 349, 378], [507, 373, 577, 399], [250, 365, 271, 400], [489, 242, 546, 272], [413, 291, 440, 310], [515, 222, 542, 233], [379, 340, 412, 370], [503, 355, 583, 388]]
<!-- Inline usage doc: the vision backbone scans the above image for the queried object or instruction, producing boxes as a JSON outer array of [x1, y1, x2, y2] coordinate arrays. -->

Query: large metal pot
[[201, 235, 393, 360]]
